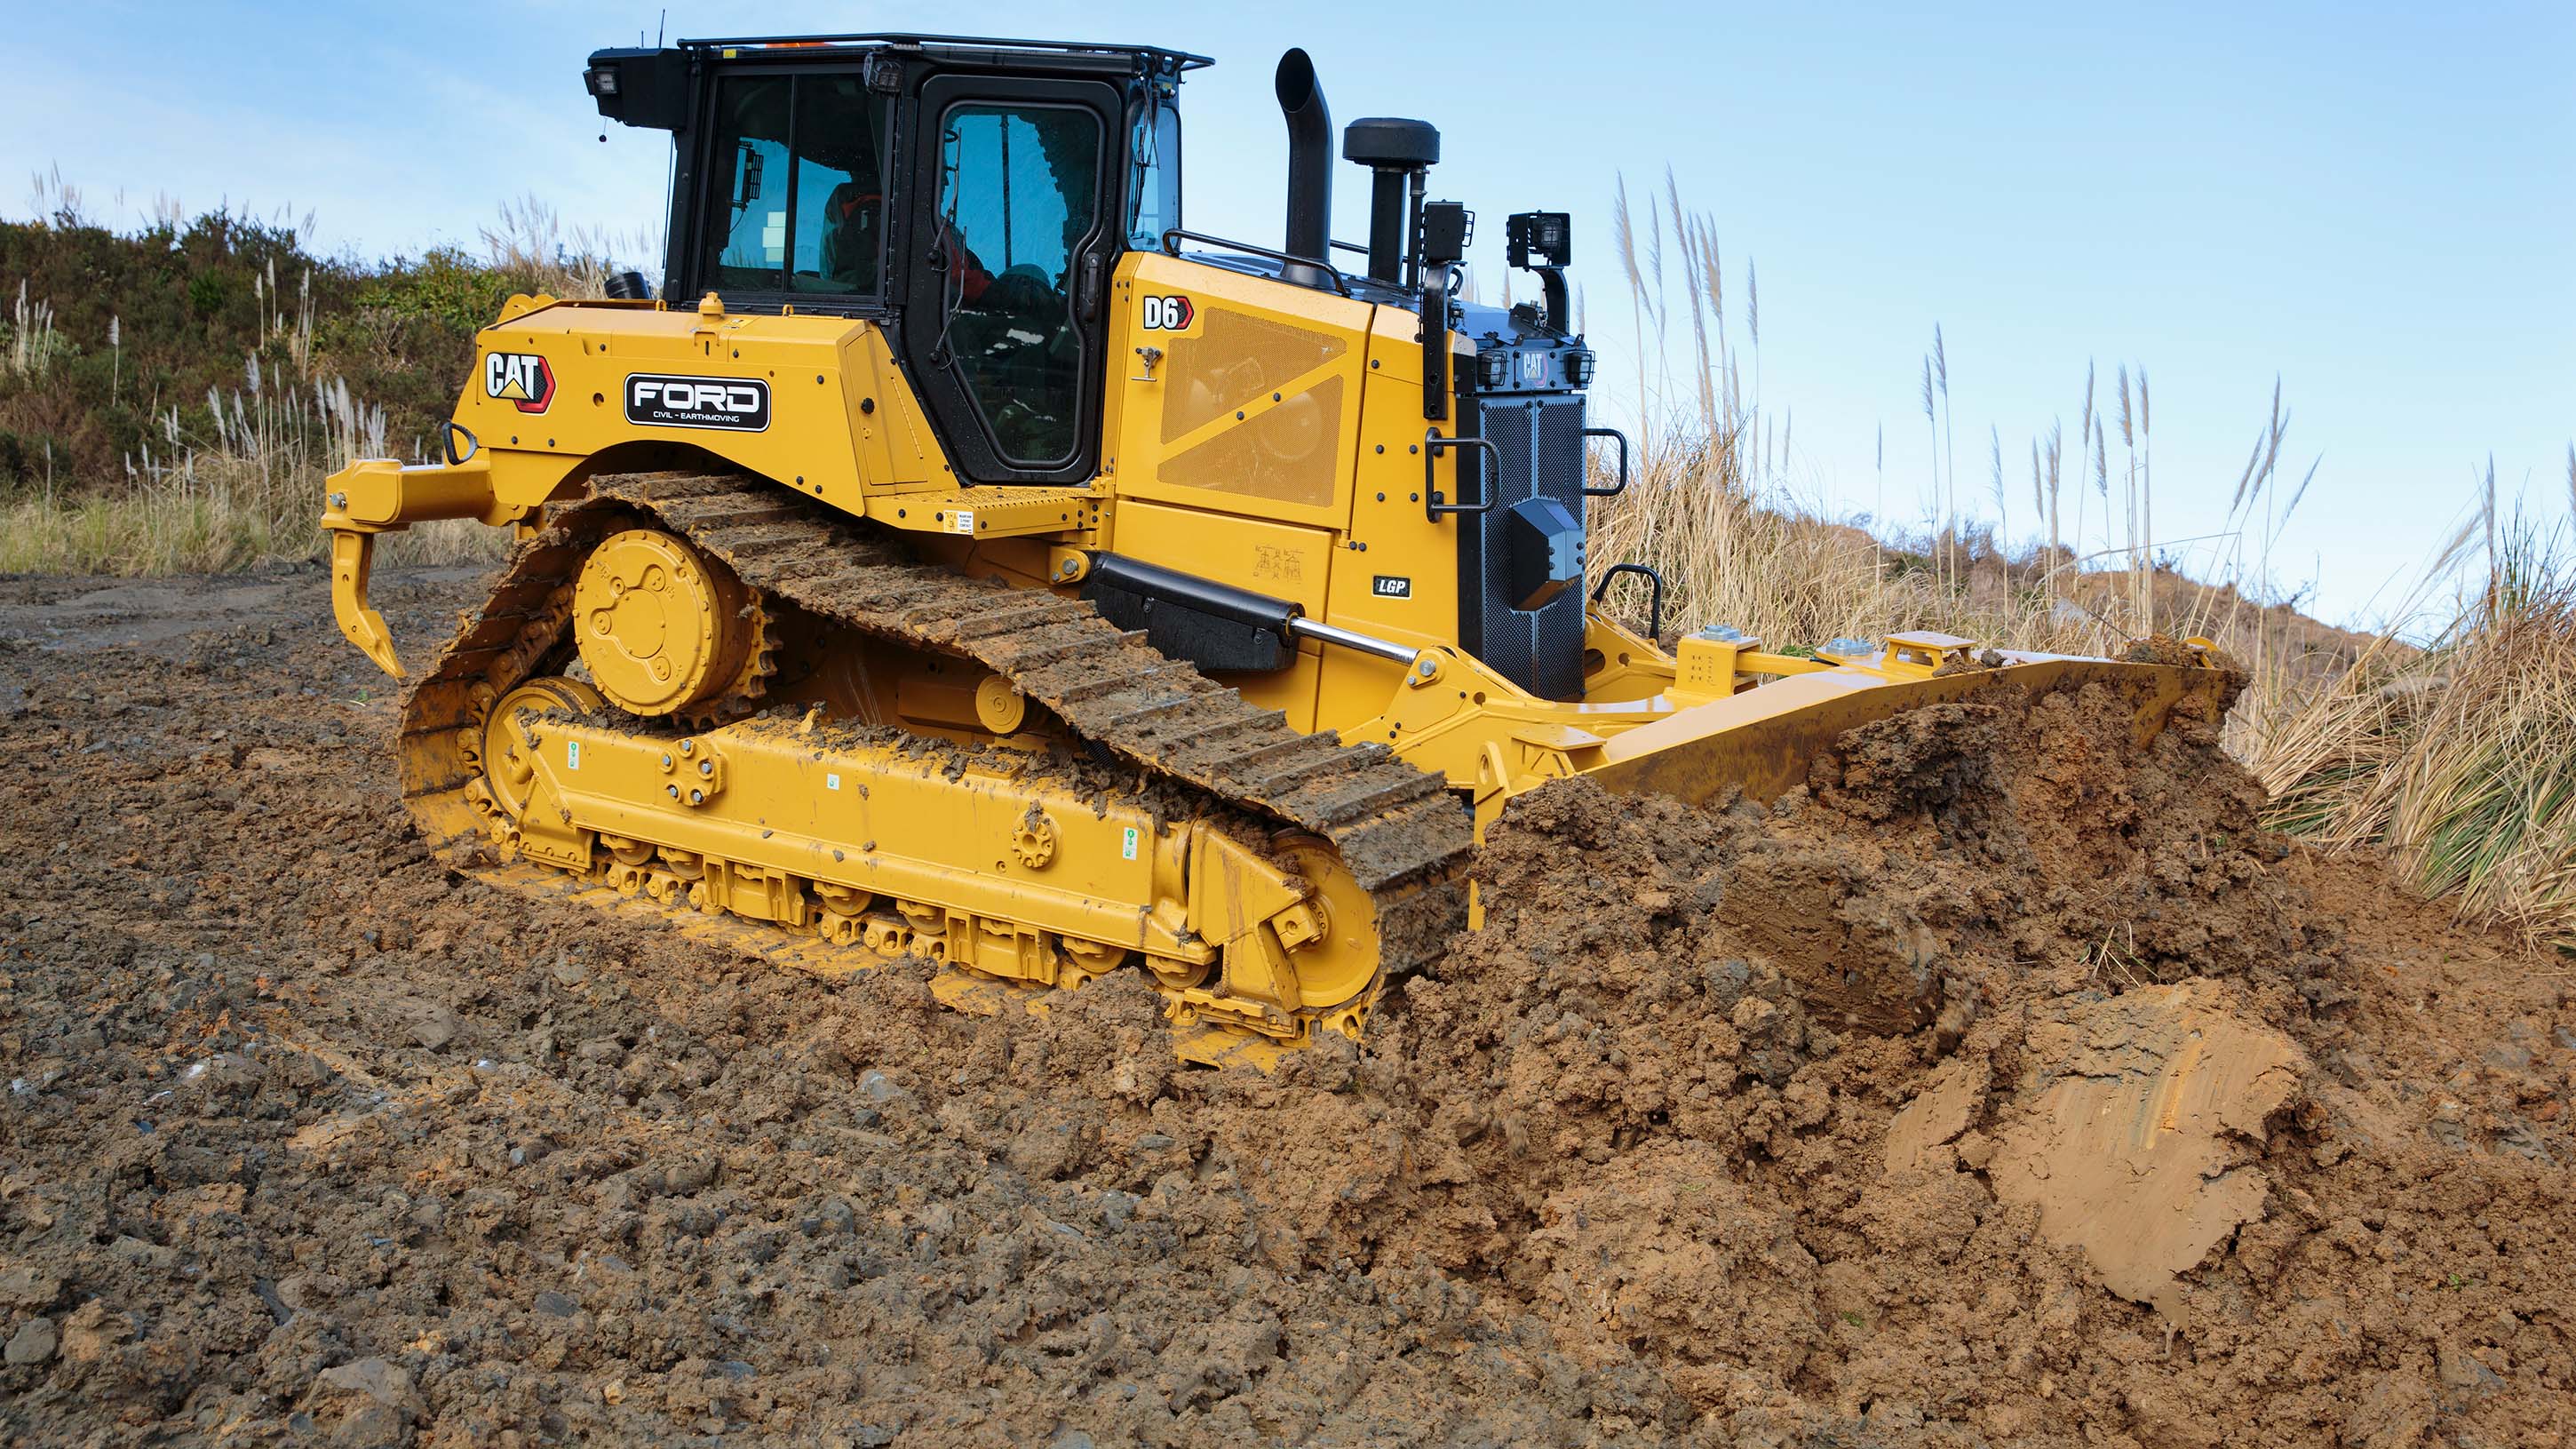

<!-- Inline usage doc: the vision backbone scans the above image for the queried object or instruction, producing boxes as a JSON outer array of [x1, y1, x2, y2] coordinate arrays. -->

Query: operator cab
[[584, 34, 1612, 701], [585, 34, 1202, 487]]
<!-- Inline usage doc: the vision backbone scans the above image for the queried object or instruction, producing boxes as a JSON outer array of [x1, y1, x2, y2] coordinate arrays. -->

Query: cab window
[[704, 75, 890, 296], [934, 101, 1101, 466], [1125, 96, 1180, 251]]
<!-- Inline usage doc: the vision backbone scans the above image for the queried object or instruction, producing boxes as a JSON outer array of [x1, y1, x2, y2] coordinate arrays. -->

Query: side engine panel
[[447, 299, 952, 519]]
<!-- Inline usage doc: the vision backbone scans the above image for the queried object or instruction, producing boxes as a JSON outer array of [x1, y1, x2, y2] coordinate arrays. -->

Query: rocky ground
[[1, 561, 2569, 1447]]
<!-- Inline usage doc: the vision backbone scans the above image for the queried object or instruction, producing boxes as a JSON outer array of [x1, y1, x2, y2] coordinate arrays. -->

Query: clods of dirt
[[1331, 681, 2574, 1444], [2, 570, 2572, 1446], [1983, 977, 2307, 1322]]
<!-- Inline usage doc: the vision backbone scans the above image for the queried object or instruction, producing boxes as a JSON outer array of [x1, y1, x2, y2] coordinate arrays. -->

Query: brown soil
[[2, 564, 2569, 1447]]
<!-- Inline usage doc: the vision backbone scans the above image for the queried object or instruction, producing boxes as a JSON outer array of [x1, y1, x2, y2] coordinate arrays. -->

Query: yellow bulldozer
[[322, 31, 2228, 1065]]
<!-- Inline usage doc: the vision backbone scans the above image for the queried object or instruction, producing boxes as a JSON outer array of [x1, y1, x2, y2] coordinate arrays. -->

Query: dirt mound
[[3, 572, 2572, 1446], [1295, 680, 2575, 1443]]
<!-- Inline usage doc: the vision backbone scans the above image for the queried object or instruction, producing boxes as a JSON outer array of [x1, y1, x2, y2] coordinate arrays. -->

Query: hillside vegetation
[[3, 183, 2570, 951], [1587, 178, 2576, 952], [0, 186, 613, 570]]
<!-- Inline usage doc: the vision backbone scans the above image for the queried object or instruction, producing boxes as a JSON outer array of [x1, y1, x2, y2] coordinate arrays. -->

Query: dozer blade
[[1585, 655, 2235, 808]]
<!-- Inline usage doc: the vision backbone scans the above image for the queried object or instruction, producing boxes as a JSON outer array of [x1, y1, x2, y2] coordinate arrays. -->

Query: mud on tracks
[[2, 568, 2572, 1447]]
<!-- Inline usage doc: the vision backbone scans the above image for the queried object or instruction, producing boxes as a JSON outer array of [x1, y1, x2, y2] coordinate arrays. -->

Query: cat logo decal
[[484, 352, 556, 414]]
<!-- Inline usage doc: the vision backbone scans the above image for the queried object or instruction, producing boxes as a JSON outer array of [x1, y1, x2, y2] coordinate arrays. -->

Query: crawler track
[[393, 470, 1470, 1047]]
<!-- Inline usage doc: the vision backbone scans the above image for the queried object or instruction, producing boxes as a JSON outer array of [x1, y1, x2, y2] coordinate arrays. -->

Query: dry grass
[[1589, 181, 2326, 667], [1592, 428, 2076, 651], [1, 252, 500, 575], [0, 470, 497, 575], [2249, 504, 2576, 953], [5, 278, 63, 379], [0, 191, 648, 577], [478, 195, 647, 301], [1593, 175, 2576, 951]]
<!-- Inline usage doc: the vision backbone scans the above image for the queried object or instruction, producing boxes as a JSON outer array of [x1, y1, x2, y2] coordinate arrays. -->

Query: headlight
[[1478, 349, 1510, 388], [1506, 211, 1572, 268], [1566, 351, 1595, 386]]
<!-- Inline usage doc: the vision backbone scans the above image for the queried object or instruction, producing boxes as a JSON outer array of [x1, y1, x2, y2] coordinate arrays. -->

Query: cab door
[[902, 74, 1122, 485]]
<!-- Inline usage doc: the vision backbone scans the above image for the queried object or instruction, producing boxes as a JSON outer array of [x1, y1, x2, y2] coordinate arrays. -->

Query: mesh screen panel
[[1160, 309, 1347, 444], [1157, 376, 1343, 509]]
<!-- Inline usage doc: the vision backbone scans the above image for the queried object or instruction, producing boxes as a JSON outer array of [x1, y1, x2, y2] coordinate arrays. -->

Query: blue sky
[[7, 1, 2569, 625]]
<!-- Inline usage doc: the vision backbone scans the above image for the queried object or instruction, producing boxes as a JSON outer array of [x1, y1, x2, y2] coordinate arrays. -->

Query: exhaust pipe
[[1275, 48, 1332, 285]]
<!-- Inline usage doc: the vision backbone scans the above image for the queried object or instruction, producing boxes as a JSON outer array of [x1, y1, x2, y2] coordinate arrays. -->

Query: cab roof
[[679, 31, 1212, 77]]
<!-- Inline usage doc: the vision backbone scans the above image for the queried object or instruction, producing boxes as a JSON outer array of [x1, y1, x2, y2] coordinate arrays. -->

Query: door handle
[[1077, 254, 1103, 317]]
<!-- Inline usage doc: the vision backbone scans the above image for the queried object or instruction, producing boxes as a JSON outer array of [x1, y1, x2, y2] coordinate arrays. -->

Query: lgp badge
[[485, 352, 555, 413]]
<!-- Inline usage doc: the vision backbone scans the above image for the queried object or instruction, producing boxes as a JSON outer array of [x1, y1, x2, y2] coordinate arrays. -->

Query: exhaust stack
[[1274, 49, 1332, 284]]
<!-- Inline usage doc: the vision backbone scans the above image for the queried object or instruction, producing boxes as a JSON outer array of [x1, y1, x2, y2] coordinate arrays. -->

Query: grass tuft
[[2251, 511, 2576, 952], [1594, 179, 2576, 951]]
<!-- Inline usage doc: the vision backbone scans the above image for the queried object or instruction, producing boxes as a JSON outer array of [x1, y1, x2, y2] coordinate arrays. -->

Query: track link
[[395, 470, 1470, 1049]]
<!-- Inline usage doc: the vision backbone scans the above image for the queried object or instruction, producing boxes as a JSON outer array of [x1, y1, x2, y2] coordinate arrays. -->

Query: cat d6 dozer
[[321, 31, 2229, 1064]]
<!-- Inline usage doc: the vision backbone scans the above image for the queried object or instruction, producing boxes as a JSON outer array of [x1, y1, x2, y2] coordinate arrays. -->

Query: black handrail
[[1579, 426, 1631, 498], [1424, 433, 1500, 521], [1590, 562, 1666, 637], [1159, 228, 1353, 297]]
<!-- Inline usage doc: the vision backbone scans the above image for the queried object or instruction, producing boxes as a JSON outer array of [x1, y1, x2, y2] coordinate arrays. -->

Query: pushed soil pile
[[2, 569, 2571, 1446], [1347, 684, 2575, 1444]]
